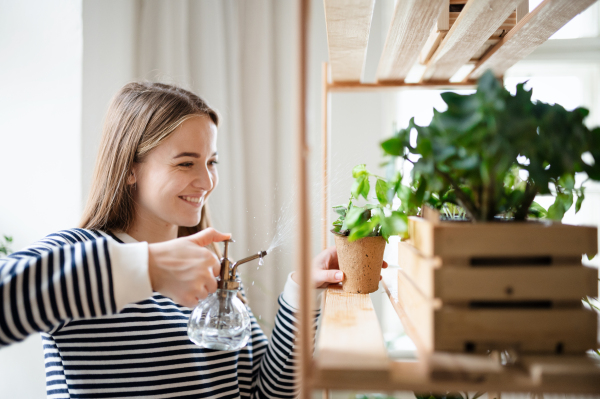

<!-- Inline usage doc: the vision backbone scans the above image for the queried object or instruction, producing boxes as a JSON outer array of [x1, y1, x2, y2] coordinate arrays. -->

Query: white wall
[[82, 0, 138, 206], [0, 1, 83, 397]]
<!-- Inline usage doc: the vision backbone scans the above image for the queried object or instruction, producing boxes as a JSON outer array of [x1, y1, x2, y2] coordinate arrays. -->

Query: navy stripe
[[90, 240, 106, 315], [70, 245, 85, 318], [9, 259, 29, 337], [80, 242, 95, 318], [102, 239, 117, 313]]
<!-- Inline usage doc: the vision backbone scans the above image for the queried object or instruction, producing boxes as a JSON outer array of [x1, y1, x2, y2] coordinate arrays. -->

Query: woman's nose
[[192, 166, 214, 191]]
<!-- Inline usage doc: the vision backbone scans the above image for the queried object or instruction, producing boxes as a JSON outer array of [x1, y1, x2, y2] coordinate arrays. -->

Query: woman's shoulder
[[7, 228, 112, 259], [43, 228, 111, 245]]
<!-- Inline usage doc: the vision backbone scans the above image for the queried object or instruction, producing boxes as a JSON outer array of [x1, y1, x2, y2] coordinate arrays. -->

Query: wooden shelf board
[[376, 0, 447, 81], [422, 0, 523, 81], [323, 0, 376, 83], [468, 0, 598, 79], [314, 285, 390, 374]]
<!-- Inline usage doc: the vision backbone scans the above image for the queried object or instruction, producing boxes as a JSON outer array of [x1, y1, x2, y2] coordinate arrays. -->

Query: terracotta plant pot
[[333, 234, 386, 294]]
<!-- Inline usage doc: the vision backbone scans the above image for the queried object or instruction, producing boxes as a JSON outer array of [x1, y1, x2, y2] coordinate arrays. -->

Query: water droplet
[[259, 315, 262, 320], [252, 281, 255, 285], [258, 257, 264, 266], [257, 266, 259, 270]]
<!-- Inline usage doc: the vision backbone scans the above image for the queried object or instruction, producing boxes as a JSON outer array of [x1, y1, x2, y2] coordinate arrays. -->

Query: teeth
[[182, 196, 201, 203]]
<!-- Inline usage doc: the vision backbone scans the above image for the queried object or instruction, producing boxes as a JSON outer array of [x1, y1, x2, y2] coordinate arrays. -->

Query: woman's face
[[131, 116, 218, 230]]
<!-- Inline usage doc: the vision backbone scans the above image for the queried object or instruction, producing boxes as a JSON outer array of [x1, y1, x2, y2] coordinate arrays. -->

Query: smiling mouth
[[180, 196, 203, 205]]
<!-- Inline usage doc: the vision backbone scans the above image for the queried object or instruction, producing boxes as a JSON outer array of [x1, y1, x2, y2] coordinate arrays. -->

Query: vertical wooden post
[[296, 0, 312, 398], [516, 0, 529, 23], [322, 62, 330, 251]]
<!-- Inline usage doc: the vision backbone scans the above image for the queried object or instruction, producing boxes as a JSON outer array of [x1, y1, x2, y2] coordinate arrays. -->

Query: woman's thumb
[[188, 228, 231, 247]]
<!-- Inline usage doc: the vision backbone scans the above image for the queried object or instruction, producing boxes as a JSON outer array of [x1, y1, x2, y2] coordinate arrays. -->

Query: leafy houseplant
[[381, 70, 600, 222], [378, 70, 600, 355], [331, 165, 409, 294], [0, 235, 13, 257], [332, 164, 409, 242]]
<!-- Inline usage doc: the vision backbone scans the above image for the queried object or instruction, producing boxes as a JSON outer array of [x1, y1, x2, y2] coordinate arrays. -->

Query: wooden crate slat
[[315, 286, 390, 373], [522, 356, 600, 389], [376, 0, 446, 81], [408, 216, 598, 258], [323, 0, 376, 82], [399, 241, 599, 302], [434, 265, 599, 302], [422, 0, 523, 81], [394, 268, 598, 354], [381, 268, 432, 355], [469, 0, 597, 79], [435, 307, 598, 354]]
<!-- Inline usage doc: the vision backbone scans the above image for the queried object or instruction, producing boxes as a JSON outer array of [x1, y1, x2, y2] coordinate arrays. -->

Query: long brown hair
[[80, 82, 221, 253]]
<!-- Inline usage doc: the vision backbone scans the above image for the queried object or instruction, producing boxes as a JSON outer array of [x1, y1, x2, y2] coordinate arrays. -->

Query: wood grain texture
[[422, 0, 523, 81], [323, 0, 376, 82], [376, 0, 446, 81], [408, 216, 598, 258], [315, 286, 390, 372], [469, 0, 597, 79], [399, 241, 599, 302], [434, 307, 598, 353], [393, 267, 598, 354]]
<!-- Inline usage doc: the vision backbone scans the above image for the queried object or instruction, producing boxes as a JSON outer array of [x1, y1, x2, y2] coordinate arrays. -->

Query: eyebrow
[[173, 152, 218, 159]]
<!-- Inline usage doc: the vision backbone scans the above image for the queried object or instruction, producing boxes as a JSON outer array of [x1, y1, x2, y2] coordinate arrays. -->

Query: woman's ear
[[127, 166, 137, 185]]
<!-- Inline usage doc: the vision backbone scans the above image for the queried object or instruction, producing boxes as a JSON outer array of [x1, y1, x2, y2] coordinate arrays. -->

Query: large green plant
[[332, 164, 408, 242], [381, 70, 600, 222]]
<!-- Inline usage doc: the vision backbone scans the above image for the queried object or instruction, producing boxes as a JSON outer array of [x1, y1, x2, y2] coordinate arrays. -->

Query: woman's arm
[[0, 229, 151, 346]]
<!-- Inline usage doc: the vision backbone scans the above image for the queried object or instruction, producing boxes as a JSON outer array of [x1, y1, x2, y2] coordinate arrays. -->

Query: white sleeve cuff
[[107, 239, 153, 310], [281, 272, 325, 311]]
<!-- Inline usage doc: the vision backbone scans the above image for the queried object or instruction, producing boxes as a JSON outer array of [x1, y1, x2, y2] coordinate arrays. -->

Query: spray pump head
[[218, 239, 267, 290]]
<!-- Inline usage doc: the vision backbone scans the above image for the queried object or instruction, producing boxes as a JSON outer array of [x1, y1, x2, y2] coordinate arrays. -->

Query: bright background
[[0, 0, 599, 397]]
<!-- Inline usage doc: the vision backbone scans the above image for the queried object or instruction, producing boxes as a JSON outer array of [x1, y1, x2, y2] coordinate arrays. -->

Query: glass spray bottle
[[187, 239, 267, 350]]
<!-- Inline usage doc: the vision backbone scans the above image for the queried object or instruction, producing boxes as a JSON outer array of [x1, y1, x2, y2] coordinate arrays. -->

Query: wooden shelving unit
[[295, 0, 600, 397]]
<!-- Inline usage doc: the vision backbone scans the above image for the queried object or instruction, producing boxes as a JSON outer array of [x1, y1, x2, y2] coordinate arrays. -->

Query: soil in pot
[[333, 234, 386, 294]]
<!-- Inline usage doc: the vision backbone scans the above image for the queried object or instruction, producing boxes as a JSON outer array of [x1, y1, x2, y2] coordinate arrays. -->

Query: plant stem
[[514, 181, 537, 221], [436, 167, 479, 220]]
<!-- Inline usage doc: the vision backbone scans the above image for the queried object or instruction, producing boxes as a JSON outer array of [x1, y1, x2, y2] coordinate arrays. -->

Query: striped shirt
[[0, 228, 310, 398]]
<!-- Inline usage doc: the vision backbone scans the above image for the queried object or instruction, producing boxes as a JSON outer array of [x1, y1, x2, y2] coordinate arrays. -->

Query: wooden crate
[[397, 217, 599, 355]]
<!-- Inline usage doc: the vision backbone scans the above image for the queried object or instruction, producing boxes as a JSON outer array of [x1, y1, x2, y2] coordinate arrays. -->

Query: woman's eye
[[178, 162, 193, 167], [209, 160, 219, 166]]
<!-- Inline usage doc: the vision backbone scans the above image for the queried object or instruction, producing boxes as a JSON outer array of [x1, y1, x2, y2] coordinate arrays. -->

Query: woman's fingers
[[188, 227, 231, 247]]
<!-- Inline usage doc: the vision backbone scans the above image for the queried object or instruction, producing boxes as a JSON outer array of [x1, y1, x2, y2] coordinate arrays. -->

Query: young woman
[[0, 82, 363, 398]]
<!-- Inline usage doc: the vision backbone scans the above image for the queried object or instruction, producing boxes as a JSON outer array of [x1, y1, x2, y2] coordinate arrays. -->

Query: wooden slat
[[469, 0, 598, 79], [522, 356, 600, 389], [435, 307, 598, 354], [315, 286, 390, 374], [399, 241, 599, 303], [516, 0, 529, 23], [422, 0, 523, 81], [408, 216, 598, 258], [376, 0, 446, 81], [434, 265, 599, 302], [323, 0, 375, 82]]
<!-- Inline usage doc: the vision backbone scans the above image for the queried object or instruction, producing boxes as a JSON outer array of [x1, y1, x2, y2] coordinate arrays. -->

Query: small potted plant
[[331, 164, 409, 294], [379, 70, 600, 354]]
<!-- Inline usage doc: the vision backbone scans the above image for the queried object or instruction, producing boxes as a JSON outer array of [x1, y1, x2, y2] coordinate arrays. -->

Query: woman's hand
[[292, 246, 388, 288], [148, 228, 231, 307]]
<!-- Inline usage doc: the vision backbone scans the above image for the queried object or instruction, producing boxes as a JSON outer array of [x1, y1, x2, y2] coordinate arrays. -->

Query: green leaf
[[575, 189, 585, 214], [344, 206, 366, 229], [351, 176, 365, 199], [375, 179, 389, 205], [381, 137, 403, 156], [380, 211, 408, 242], [528, 201, 547, 219], [547, 195, 566, 220], [348, 220, 377, 242], [332, 205, 347, 217], [360, 176, 371, 200], [352, 164, 368, 178]]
